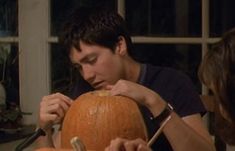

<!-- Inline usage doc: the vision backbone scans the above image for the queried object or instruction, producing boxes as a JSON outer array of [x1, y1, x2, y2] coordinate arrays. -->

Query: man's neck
[[125, 60, 141, 83]]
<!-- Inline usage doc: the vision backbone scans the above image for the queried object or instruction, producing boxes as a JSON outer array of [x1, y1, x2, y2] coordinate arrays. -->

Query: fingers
[[107, 80, 165, 111], [107, 79, 146, 103], [124, 138, 149, 151], [105, 138, 151, 151], [137, 144, 152, 151], [105, 138, 127, 151], [108, 80, 133, 96], [41, 94, 72, 113], [105, 85, 113, 90], [43, 93, 72, 106], [39, 93, 73, 130]]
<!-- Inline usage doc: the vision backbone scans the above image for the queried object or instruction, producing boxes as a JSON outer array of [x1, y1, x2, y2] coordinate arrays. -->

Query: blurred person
[[198, 27, 235, 146]]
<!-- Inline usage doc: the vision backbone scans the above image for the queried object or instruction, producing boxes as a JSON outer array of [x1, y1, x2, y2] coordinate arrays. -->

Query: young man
[[37, 7, 215, 151]]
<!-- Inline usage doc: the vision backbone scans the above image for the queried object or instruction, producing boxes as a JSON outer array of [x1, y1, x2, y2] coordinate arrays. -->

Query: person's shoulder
[[146, 64, 187, 79], [144, 64, 193, 89]]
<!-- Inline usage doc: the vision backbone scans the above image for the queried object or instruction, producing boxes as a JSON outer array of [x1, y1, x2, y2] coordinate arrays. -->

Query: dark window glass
[[0, 0, 18, 37], [132, 44, 202, 92], [210, 0, 235, 37], [50, 0, 117, 36], [50, 44, 71, 94], [125, 0, 201, 37], [0, 43, 19, 106]]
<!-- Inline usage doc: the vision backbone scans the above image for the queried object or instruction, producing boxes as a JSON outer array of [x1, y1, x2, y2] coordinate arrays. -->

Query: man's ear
[[115, 36, 127, 56]]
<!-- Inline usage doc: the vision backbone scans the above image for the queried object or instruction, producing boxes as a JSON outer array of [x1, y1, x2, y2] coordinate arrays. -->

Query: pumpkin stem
[[70, 136, 86, 151]]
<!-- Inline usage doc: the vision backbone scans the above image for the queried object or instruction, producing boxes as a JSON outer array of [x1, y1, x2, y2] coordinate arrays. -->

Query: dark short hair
[[60, 7, 133, 57]]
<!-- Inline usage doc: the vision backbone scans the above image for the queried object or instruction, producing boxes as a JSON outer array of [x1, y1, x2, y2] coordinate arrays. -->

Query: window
[[0, 0, 19, 107], [49, 0, 226, 95], [1, 1, 235, 150]]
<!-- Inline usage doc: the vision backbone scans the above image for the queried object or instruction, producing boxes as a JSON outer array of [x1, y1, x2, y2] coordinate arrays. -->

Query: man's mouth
[[92, 81, 105, 89]]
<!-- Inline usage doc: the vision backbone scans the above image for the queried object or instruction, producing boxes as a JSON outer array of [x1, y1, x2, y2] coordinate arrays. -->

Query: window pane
[[50, 0, 117, 36], [126, 0, 201, 37], [0, 43, 19, 106], [210, 0, 235, 37], [0, 0, 18, 37], [50, 44, 71, 94], [132, 44, 202, 92], [51, 44, 93, 97]]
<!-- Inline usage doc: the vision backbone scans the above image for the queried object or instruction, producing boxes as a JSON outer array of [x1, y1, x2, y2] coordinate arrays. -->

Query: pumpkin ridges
[[61, 91, 148, 151], [110, 96, 147, 140]]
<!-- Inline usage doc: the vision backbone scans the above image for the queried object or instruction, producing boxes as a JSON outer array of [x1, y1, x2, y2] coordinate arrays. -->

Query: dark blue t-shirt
[[136, 64, 205, 151], [69, 64, 205, 151]]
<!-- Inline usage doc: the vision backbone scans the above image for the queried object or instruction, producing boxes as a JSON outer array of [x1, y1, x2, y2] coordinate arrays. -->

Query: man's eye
[[88, 57, 97, 64]]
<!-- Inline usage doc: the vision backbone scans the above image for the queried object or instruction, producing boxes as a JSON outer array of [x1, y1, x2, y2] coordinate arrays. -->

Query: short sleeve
[[169, 72, 206, 117]]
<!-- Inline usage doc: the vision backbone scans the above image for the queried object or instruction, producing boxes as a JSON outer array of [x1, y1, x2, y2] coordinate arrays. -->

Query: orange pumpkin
[[61, 90, 148, 151]]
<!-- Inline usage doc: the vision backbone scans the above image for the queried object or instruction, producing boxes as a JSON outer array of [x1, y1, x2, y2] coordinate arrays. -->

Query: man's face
[[69, 41, 125, 90]]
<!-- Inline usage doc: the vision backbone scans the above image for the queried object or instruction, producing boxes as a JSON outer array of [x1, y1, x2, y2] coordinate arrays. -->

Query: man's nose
[[82, 65, 95, 82]]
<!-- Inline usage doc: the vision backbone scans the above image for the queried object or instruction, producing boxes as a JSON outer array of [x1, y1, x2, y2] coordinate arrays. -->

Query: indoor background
[[0, 0, 235, 150]]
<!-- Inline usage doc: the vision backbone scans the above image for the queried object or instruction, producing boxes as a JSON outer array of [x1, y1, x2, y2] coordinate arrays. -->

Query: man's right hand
[[39, 93, 73, 131]]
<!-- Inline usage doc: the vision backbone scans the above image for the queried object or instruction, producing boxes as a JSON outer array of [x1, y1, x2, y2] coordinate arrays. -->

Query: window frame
[[0, 0, 219, 124]]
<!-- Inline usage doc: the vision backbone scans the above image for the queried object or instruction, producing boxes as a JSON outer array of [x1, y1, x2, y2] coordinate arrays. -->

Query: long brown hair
[[198, 28, 235, 145]]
